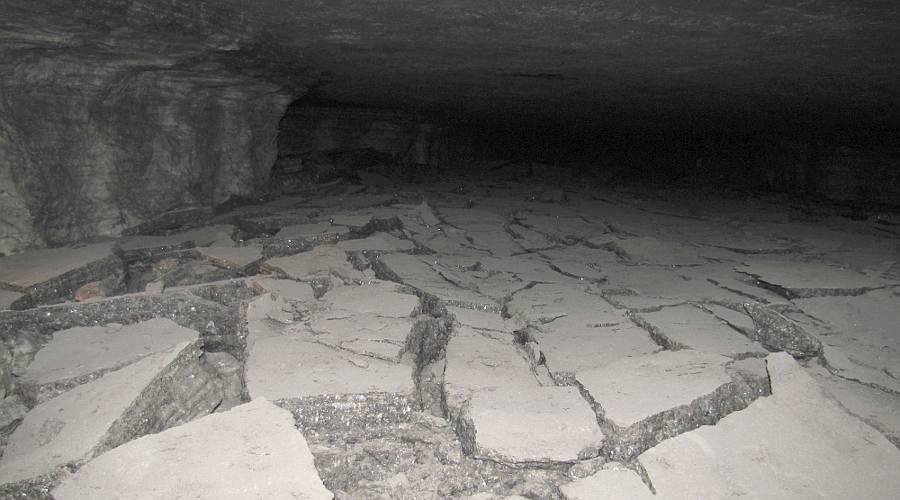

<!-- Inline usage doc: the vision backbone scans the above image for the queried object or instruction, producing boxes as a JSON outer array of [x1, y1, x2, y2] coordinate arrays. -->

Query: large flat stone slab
[[319, 280, 418, 317], [807, 363, 900, 447], [19, 318, 198, 397], [506, 284, 659, 379], [0, 341, 223, 484], [52, 398, 333, 500], [443, 326, 539, 416], [737, 259, 886, 298], [376, 253, 498, 311], [117, 225, 235, 256], [577, 350, 732, 430], [337, 232, 415, 252], [0, 242, 117, 290], [458, 386, 604, 465], [246, 332, 414, 400], [633, 305, 767, 357], [795, 289, 900, 393], [263, 245, 364, 283], [600, 236, 705, 266], [560, 462, 654, 500], [0, 242, 123, 305], [308, 313, 414, 363], [638, 353, 900, 499]]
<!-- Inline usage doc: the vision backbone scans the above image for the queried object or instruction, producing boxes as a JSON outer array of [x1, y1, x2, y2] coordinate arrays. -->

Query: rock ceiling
[[7, 0, 900, 131]]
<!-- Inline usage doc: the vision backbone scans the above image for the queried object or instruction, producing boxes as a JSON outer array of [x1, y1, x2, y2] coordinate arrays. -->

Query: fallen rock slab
[[638, 353, 900, 499], [0, 242, 124, 306], [195, 245, 262, 271], [246, 331, 414, 400], [443, 326, 539, 418], [337, 232, 415, 252], [52, 398, 333, 500], [0, 341, 223, 485], [736, 260, 885, 298], [795, 289, 900, 393], [19, 318, 198, 402], [263, 245, 364, 284], [458, 386, 604, 465], [577, 350, 766, 460], [633, 304, 767, 358], [560, 462, 654, 500], [319, 280, 419, 317]]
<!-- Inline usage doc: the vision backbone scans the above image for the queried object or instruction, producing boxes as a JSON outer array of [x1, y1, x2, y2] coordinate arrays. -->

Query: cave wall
[[0, 11, 292, 255]]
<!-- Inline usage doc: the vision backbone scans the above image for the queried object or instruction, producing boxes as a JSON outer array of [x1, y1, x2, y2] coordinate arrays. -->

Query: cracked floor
[[1, 173, 900, 498]]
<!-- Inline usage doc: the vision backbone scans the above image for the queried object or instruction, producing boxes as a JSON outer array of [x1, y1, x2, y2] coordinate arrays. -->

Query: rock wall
[[0, 9, 292, 255]]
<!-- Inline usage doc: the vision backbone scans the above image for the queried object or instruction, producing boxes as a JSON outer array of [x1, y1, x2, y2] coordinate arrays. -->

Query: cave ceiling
[[6, 0, 900, 133]]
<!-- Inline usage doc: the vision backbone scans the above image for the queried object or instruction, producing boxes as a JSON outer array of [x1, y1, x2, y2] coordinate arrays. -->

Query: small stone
[[73, 281, 104, 302], [743, 302, 822, 358]]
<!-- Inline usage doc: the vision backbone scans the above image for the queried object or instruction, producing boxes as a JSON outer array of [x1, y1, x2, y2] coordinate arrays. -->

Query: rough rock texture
[[0, 1, 292, 255]]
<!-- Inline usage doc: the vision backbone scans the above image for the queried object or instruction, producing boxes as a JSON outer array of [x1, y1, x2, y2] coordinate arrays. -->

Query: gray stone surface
[[633, 304, 767, 357], [264, 245, 364, 283], [246, 320, 414, 400], [19, 318, 197, 393], [577, 350, 732, 429], [53, 399, 333, 500], [737, 260, 886, 298], [795, 289, 900, 393], [638, 353, 900, 499], [560, 462, 654, 500], [337, 232, 415, 252], [443, 326, 539, 416], [459, 386, 604, 464]]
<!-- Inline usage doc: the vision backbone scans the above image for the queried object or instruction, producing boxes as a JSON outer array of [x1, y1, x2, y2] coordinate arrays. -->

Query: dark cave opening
[[270, 94, 900, 212]]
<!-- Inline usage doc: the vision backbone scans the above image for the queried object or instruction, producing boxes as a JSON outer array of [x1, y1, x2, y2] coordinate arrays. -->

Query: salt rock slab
[[20, 318, 196, 387], [634, 305, 767, 358], [560, 462, 654, 500], [638, 352, 900, 499], [443, 327, 539, 416], [264, 245, 362, 283], [577, 350, 731, 428], [459, 386, 604, 464], [320, 280, 419, 317], [246, 334, 413, 400], [53, 398, 333, 500], [0, 341, 217, 484]]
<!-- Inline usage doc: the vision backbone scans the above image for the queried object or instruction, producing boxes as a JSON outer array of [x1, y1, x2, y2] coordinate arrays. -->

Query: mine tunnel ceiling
[[18, 1, 900, 132]]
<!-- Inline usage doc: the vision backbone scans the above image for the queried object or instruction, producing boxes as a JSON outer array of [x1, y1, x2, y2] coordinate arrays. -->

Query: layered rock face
[[0, 3, 292, 255]]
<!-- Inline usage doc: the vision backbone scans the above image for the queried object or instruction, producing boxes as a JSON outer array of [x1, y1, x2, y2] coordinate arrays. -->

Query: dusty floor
[[1, 172, 900, 498]]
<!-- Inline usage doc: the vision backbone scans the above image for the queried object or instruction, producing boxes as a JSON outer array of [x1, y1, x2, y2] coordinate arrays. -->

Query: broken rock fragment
[[742, 302, 822, 358], [633, 304, 767, 358], [52, 399, 333, 500], [18, 318, 198, 402], [0, 341, 223, 485], [576, 350, 766, 460]]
